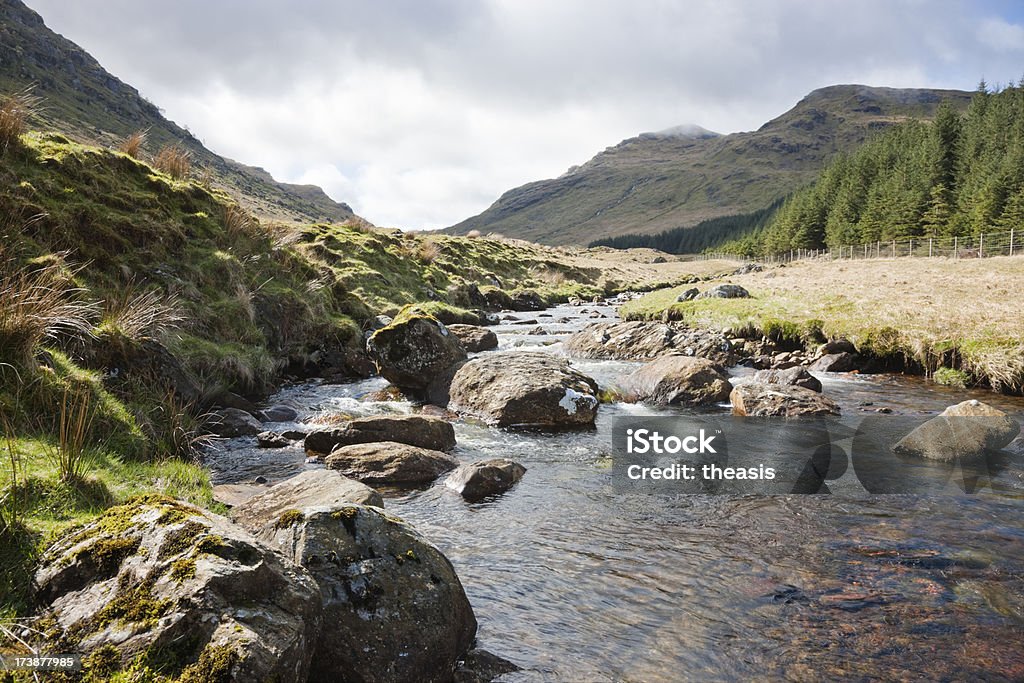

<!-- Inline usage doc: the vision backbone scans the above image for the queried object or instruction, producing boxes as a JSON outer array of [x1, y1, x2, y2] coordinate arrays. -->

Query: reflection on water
[[206, 303, 1024, 681]]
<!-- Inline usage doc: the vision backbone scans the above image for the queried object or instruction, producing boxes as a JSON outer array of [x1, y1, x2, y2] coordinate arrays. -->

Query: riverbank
[[620, 257, 1024, 394]]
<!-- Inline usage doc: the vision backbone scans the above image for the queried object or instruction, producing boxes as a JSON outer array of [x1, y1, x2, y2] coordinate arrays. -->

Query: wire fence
[[700, 228, 1022, 263]]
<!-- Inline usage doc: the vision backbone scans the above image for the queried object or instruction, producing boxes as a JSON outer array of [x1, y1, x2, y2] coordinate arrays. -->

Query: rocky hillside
[[446, 85, 973, 245], [0, 0, 356, 224]]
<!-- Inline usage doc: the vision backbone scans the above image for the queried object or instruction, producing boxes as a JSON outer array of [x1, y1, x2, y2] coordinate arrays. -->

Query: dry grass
[[466, 229, 482, 238], [99, 288, 183, 342], [153, 144, 191, 180], [0, 87, 41, 155], [416, 239, 443, 264], [47, 387, 96, 484], [117, 129, 147, 159], [223, 204, 255, 239]]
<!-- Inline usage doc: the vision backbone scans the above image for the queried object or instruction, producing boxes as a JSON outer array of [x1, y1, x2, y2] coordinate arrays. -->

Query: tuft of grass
[[46, 387, 96, 484], [153, 144, 191, 180], [417, 239, 443, 264], [142, 388, 211, 462], [98, 287, 183, 343], [0, 87, 41, 155], [116, 129, 147, 159]]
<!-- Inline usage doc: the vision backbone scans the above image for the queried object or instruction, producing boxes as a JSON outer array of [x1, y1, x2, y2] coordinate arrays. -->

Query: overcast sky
[[27, 0, 1024, 230]]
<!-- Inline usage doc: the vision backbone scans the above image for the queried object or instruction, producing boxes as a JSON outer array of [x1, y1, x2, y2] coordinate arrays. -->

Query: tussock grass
[[621, 257, 1024, 393], [153, 144, 191, 180], [98, 287, 183, 342], [0, 87, 41, 155], [417, 239, 443, 264], [117, 129, 147, 159], [47, 387, 96, 484]]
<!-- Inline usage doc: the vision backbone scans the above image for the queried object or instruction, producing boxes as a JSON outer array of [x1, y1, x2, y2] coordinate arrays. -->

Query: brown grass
[[117, 129, 147, 159], [99, 287, 183, 342], [47, 387, 96, 483], [153, 144, 191, 180], [416, 239, 443, 264], [0, 87, 41, 155]]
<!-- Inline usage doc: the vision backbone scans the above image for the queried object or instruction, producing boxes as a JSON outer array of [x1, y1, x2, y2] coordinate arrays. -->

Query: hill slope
[[446, 85, 973, 245], [0, 0, 356, 224]]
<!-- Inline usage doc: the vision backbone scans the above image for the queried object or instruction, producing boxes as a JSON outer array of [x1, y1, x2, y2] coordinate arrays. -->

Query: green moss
[[274, 509, 305, 530], [82, 643, 122, 680], [72, 535, 141, 577], [934, 367, 971, 388], [159, 520, 210, 559], [92, 579, 170, 632], [176, 644, 238, 683], [169, 557, 196, 583]]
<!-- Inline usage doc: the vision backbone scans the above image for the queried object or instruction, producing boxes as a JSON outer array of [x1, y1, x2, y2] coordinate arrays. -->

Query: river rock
[[619, 355, 733, 406], [258, 405, 299, 422], [510, 290, 545, 311], [232, 471, 384, 530], [208, 407, 263, 437], [454, 649, 522, 682], [731, 382, 840, 417], [809, 352, 858, 373], [366, 312, 467, 393], [448, 351, 599, 429], [248, 504, 477, 683], [35, 497, 322, 682], [565, 320, 734, 364], [256, 430, 292, 448], [696, 284, 750, 299], [893, 400, 1021, 462], [326, 442, 460, 486], [304, 414, 457, 455], [445, 459, 527, 502], [446, 324, 499, 352], [817, 338, 856, 356], [751, 366, 823, 392]]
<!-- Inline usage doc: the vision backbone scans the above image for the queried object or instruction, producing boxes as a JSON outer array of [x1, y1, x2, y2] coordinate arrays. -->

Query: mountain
[[0, 0, 357, 224], [445, 85, 973, 245]]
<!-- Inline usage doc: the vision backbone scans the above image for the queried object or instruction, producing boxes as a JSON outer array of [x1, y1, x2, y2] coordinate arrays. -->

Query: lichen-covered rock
[[34, 496, 321, 682], [565, 321, 734, 365], [325, 441, 459, 487], [366, 311, 467, 393], [731, 382, 840, 417], [448, 352, 599, 429], [207, 408, 262, 437], [445, 459, 527, 502], [232, 470, 383, 533], [619, 355, 733, 406], [893, 399, 1021, 461], [304, 414, 457, 455], [247, 504, 477, 683], [696, 283, 750, 299], [751, 366, 823, 392], [446, 324, 499, 352]]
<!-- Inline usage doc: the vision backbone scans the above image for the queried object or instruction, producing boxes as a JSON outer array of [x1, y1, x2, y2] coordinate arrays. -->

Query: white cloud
[[25, 0, 1024, 229]]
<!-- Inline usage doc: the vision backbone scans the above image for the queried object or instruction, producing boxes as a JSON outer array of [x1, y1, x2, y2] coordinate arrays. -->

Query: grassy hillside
[[620, 258, 1024, 393], [0, 0, 356, 225], [446, 85, 973, 246]]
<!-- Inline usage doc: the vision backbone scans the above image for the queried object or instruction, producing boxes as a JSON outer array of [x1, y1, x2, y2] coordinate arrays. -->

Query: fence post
[[892, 239, 896, 258], [980, 232, 984, 258], [929, 238, 933, 257], [954, 235, 958, 258], [910, 239, 914, 256], [1011, 229, 1015, 257]]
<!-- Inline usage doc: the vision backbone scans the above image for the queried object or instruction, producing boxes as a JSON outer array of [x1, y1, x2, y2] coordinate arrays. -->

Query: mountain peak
[[638, 124, 720, 140]]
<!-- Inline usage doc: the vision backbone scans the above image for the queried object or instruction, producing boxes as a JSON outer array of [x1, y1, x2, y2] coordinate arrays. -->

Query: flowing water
[[207, 303, 1024, 681]]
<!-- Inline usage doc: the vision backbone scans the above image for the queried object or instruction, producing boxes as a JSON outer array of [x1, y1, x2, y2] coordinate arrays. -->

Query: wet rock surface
[[731, 382, 841, 417], [894, 400, 1021, 461], [619, 355, 733, 406], [325, 441, 460, 486], [447, 323, 500, 352], [304, 414, 457, 455], [752, 366, 823, 392], [446, 458, 527, 502]]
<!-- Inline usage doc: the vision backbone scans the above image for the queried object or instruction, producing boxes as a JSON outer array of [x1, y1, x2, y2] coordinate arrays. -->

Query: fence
[[700, 228, 1021, 264]]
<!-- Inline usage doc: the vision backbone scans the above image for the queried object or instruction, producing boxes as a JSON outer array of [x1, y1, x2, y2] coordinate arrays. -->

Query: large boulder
[[565, 320, 734, 364], [366, 312, 467, 393], [207, 408, 262, 437], [893, 400, 1021, 462], [696, 284, 750, 299], [445, 459, 527, 502], [810, 352, 858, 373], [305, 414, 456, 455], [448, 352, 599, 429], [446, 324, 499, 352], [231, 470, 384, 532], [731, 382, 840, 417], [619, 355, 733, 406], [751, 366, 823, 392], [325, 442, 460, 487], [34, 497, 321, 682], [246, 504, 477, 683]]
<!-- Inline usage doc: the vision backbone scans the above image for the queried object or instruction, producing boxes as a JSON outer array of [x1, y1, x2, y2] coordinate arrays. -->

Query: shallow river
[[208, 304, 1024, 681]]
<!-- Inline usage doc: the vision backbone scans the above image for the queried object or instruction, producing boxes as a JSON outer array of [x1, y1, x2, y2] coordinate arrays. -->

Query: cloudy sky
[[27, 0, 1024, 230]]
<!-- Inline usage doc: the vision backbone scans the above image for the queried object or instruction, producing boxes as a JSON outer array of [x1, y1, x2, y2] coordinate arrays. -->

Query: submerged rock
[[304, 414, 457, 455], [446, 323, 499, 352], [893, 400, 1021, 462], [619, 355, 733, 406], [448, 351, 599, 429], [35, 497, 322, 682], [325, 441, 460, 486], [752, 366, 823, 392], [366, 312, 467, 394], [446, 459, 527, 502], [731, 382, 840, 417], [565, 320, 734, 364], [248, 504, 477, 683], [256, 430, 292, 448], [257, 404, 299, 422]]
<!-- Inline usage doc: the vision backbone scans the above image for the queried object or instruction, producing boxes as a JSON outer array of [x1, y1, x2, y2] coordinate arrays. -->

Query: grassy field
[[620, 257, 1024, 393]]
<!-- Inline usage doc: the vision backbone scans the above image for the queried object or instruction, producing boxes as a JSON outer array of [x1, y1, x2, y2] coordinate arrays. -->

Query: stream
[[206, 303, 1024, 681]]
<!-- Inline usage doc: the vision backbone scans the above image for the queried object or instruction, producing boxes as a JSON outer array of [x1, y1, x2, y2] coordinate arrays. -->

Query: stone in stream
[[619, 355, 733, 407], [446, 323, 499, 352], [445, 458, 527, 502], [34, 497, 322, 682], [257, 404, 299, 422], [231, 471, 384, 529], [325, 441, 459, 487], [256, 430, 292, 448], [366, 311, 467, 394], [810, 351, 858, 373], [752, 366, 823, 392], [893, 400, 1021, 462], [565, 320, 734, 365], [304, 414, 457, 455], [207, 407, 263, 437], [245, 504, 477, 683], [730, 382, 840, 417], [448, 351, 599, 429]]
